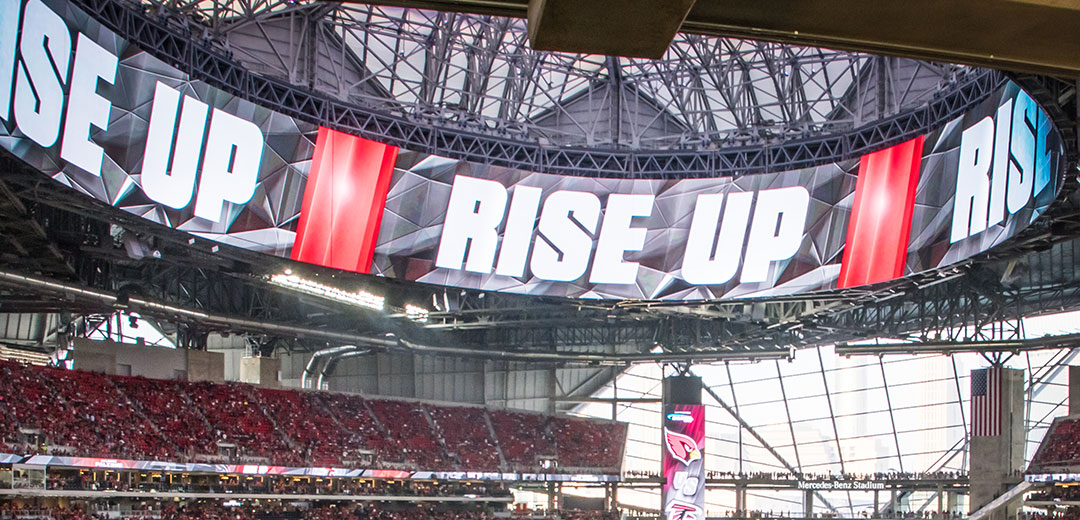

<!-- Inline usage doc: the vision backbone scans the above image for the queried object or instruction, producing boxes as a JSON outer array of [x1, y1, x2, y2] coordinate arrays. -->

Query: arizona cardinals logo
[[665, 429, 702, 465], [667, 501, 700, 520]]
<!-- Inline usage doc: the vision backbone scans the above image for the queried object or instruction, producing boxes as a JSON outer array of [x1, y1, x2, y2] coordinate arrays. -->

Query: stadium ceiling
[[0, 0, 1077, 364], [346, 0, 1080, 77], [135, 0, 986, 161]]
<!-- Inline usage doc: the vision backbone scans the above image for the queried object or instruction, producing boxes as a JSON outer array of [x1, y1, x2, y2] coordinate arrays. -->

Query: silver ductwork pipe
[[301, 345, 359, 389], [0, 269, 792, 366], [314, 349, 371, 390]]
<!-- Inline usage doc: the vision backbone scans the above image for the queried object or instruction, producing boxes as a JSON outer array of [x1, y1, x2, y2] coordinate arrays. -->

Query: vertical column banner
[[663, 404, 705, 520], [291, 127, 398, 273], [837, 135, 925, 289]]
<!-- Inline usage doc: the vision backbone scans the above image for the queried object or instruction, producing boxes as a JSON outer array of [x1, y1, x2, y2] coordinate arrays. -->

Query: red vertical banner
[[291, 127, 398, 273], [837, 136, 925, 289]]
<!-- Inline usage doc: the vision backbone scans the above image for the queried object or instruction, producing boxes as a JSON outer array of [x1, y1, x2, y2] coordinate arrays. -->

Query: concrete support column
[[1069, 366, 1080, 416], [239, 356, 281, 388], [803, 489, 814, 518], [969, 368, 1025, 520], [947, 492, 961, 514]]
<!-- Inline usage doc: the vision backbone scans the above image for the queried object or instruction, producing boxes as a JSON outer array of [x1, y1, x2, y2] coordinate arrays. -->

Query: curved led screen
[[0, 0, 1067, 301]]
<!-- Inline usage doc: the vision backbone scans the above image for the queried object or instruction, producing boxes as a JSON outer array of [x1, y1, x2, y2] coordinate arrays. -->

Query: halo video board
[[0, 0, 1067, 300]]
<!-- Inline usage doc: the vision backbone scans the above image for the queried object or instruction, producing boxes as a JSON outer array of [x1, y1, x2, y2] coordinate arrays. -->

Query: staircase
[[361, 400, 391, 438], [178, 386, 217, 438], [483, 410, 510, 470], [243, 387, 303, 453], [420, 405, 459, 469], [106, 379, 182, 456]]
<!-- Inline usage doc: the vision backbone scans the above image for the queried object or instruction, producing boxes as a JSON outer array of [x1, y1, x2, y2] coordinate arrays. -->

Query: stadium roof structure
[[0, 0, 1075, 365]]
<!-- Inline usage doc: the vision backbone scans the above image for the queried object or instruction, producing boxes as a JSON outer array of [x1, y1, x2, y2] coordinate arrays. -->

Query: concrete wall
[[207, 334, 248, 382], [969, 368, 1025, 519], [319, 353, 613, 414], [70, 338, 224, 382], [239, 356, 281, 388], [186, 350, 226, 384]]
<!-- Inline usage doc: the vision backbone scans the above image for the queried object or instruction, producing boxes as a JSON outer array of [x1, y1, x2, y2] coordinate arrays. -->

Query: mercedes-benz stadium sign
[[0, 0, 1067, 300]]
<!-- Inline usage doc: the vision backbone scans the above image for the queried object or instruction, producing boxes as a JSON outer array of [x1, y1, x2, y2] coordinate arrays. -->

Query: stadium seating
[[552, 417, 626, 469], [1031, 417, 1080, 469], [0, 363, 171, 460], [365, 400, 448, 468], [490, 410, 555, 469], [184, 380, 297, 465], [108, 376, 217, 457], [427, 405, 502, 470], [0, 360, 625, 472], [253, 387, 367, 467]]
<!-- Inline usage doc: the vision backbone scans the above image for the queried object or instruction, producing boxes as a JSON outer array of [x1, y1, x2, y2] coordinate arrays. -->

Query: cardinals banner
[[663, 405, 705, 520]]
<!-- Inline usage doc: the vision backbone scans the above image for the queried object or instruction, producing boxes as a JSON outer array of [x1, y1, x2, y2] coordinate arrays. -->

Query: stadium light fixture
[[405, 304, 429, 323], [269, 273, 384, 311]]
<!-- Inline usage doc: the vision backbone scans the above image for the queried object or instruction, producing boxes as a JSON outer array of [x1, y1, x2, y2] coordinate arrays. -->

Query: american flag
[[971, 367, 1002, 437]]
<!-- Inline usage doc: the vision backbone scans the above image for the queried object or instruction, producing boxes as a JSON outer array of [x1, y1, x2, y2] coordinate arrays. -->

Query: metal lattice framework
[[71, 0, 1003, 177], [0, 0, 1074, 363]]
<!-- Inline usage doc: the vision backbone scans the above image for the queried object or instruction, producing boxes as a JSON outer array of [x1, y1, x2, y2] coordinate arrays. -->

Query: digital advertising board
[[663, 405, 705, 520], [0, 0, 1068, 301], [17, 454, 620, 481]]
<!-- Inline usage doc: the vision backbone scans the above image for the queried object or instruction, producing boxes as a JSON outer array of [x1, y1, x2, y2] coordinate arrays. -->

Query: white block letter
[[13, 0, 70, 149], [142, 82, 209, 210], [987, 99, 1012, 228], [740, 186, 809, 283], [193, 108, 264, 222], [61, 34, 118, 177], [1034, 108, 1053, 198], [949, 116, 994, 243], [435, 175, 508, 273], [494, 185, 542, 278], [589, 194, 653, 285], [531, 190, 600, 282], [1007, 92, 1036, 215], [0, 0, 21, 121], [682, 191, 753, 285]]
